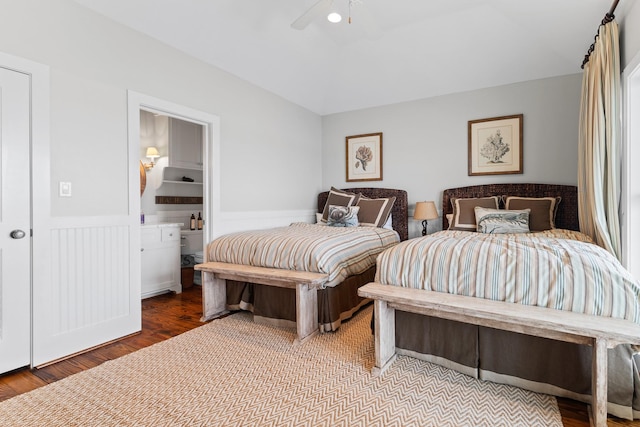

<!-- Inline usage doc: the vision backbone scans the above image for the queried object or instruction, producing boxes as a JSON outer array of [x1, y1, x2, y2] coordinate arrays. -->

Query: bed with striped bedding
[[206, 187, 408, 333], [375, 229, 640, 323], [381, 184, 640, 420], [208, 222, 400, 288]]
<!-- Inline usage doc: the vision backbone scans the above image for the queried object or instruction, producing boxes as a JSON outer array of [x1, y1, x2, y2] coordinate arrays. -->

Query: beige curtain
[[578, 20, 621, 259]]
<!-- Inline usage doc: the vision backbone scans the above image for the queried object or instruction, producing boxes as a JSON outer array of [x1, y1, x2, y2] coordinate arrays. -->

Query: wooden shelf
[[155, 196, 203, 205], [162, 180, 203, 185]]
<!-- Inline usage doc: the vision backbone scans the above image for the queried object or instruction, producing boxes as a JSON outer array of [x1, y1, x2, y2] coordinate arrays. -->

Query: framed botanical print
[[346, 132, 383, 182], [468, 114, 523, 176]]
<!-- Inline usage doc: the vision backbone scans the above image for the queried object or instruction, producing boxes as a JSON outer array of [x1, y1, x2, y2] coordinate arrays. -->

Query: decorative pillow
[[315, 212, 327, 225], [326, 205, 360, 227], [321, 187, 361, 223], [475, 207, 531, 234], [450, 196, 500, 231], [504, 196, 561, 231], [356, 196, 396, 227]]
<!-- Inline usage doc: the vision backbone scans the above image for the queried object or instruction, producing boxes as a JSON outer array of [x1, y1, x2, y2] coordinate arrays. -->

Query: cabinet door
[[168, 118, 203, 170], [141, 227, 181, 298]]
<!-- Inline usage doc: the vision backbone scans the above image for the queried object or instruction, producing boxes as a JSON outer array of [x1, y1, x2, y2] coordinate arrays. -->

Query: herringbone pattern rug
[[0, 306, 562, 426]]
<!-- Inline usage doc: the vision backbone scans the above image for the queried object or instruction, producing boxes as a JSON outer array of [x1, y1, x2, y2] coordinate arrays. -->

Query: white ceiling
[[74, 0, 613, 115]]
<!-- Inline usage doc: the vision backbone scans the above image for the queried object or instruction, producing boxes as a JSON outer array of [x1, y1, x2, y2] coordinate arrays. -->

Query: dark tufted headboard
[[441, 183, 579, 231], [317, 188, 409, 241]]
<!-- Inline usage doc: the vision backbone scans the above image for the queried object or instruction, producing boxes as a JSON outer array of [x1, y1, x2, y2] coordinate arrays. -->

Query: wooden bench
[[358, 282, 640, 427], [194, 262, 328, 344]]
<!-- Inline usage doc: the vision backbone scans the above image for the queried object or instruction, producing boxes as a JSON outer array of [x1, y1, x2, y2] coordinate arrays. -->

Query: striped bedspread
[[375, 229, 640, 323], [207, 222, 400, 288]]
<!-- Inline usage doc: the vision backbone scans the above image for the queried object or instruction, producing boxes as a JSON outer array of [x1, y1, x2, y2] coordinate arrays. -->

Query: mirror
[[140, 161, 146, 196]]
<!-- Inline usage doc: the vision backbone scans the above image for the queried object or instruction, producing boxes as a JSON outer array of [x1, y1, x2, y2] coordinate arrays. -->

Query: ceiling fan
[[291, 0, 363, 30]]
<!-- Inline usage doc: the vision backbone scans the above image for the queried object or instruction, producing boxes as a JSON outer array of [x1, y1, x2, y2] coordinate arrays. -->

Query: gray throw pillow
[[321, 187, 361, 223], [327, 205, 360, 227]]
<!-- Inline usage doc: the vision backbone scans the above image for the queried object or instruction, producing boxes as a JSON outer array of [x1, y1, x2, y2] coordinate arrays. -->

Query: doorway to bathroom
[[127, 91, 221, 297]]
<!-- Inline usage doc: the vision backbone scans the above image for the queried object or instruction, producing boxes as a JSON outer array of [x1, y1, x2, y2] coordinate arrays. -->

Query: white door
[[0, 67, 31, 373]]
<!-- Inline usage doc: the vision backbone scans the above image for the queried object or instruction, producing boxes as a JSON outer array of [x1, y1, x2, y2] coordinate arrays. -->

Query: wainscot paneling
[[49, 225, 130, 334], [32, 216, 141, 367], [216, 209, 316, 236]]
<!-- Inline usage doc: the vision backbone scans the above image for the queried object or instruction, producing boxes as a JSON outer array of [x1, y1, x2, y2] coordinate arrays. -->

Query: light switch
[[59, 181, 72, 197]]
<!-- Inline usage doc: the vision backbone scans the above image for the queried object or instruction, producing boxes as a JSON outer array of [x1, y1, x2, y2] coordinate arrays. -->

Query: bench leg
[[293, 283, 319, 345], [200, 272, 229, 322], [590, 338, 608, 427], [372, 299, 397, 376]]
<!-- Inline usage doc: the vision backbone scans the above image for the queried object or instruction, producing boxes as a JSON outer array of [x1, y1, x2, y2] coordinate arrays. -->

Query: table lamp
[[413, 201, 439, 236]]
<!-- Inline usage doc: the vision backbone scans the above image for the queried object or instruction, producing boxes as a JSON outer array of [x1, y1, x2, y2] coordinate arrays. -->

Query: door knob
[[10, 229, 26, 239]]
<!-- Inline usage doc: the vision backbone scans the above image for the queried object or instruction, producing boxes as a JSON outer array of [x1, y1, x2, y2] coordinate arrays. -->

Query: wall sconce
[[413, 201, 439, 236], [143, 147, 160, 171]]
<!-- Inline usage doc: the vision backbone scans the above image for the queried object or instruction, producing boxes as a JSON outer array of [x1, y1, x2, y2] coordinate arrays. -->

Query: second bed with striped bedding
[[375, 229, 640, 323]]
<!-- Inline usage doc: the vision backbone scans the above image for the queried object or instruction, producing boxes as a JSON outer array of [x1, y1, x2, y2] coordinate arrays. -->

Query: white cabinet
[[168, 117, 203, 170], [141, 224, 182, 299]]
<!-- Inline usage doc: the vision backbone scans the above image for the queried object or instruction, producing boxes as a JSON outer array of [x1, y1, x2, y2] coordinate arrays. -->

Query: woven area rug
[[0, 306, 562, 427]]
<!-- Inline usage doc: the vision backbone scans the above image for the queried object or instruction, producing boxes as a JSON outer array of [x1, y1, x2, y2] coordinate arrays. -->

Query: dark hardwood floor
[[0, 286, 204, 402], [0, 285, 637, 426]]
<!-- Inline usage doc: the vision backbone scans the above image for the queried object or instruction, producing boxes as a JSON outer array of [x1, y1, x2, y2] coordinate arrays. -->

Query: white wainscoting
[[408, 207, 443, 239], [49, 224, 130, 334], [30, 209, 322, 366], [217, 209, 422, 238], [32, 215, 141, 367], [216, 209, 316, 236]]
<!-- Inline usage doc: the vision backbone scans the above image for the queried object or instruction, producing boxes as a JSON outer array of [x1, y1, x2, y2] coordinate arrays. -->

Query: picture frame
[[346, 132, 383, 182], [468, 114, 523, 176]]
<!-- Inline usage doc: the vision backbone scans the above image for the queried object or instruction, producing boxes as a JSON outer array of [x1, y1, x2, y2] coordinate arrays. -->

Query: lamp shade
[[146, 146, 160, 159], [413, 201, 438, 221]]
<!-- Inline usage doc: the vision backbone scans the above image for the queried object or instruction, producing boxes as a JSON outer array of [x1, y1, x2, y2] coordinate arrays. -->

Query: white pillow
[[316, 212, 327, 226], [382, 214, 393, 230]]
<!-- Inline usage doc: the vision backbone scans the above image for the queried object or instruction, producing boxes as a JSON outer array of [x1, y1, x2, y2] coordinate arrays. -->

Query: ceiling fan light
[[327, 12, 342, 23]]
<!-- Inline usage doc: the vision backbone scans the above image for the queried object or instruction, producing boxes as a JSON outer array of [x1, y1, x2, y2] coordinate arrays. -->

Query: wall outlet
[[59, 181, 72, 197]]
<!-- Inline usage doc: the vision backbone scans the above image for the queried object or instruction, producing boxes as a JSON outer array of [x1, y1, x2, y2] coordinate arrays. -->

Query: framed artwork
[[346, 132, 383, 182], [468, 114, 523, 176]]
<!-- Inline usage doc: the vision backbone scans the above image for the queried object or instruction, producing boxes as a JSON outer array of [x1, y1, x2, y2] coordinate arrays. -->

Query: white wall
[[620, 0, 640, 276], [0, 0, 322, 216], [620, 0, 640, 69], [322, 74, 582, 233], [0, 0, 322, 365]]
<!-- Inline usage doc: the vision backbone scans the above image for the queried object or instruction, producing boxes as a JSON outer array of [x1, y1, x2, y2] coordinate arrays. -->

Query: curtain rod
[[581, 0, 620, 69]]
